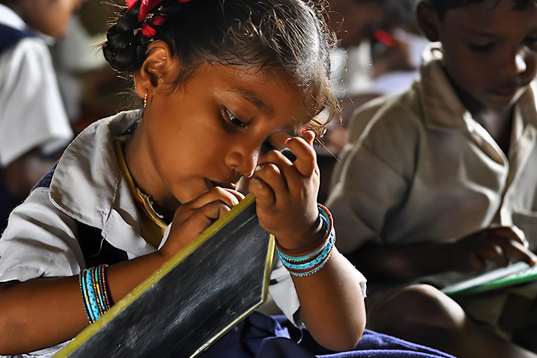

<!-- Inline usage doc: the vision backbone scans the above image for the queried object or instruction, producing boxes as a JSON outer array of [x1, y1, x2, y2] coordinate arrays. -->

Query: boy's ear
[[134, 40, 179, 100], [416, 1, 440, 42]]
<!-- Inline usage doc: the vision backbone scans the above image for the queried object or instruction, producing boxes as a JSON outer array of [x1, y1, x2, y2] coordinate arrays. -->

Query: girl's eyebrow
[[229, 87, 275, 118]]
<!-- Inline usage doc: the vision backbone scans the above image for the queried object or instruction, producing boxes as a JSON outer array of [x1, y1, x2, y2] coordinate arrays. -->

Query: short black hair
[[426, 0, 534, 19]]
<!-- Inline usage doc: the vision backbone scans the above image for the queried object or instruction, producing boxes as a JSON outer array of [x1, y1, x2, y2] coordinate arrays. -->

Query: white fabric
[[0, 4, 73, 167], [1, 110, 360, 356], [327, 43, 537, 266]]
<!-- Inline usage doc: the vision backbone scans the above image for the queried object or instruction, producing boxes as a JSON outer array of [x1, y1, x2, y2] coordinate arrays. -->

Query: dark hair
[[102, 0, 339, 124], [426, 0, 534, 19]]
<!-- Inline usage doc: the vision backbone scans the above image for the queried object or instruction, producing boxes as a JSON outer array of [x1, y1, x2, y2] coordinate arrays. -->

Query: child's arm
[[0, 188, 241, 354], [248, 131, 366, 352], [349, 226, 537, 283]]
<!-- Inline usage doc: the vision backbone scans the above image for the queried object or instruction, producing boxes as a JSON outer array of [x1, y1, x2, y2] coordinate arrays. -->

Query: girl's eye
[[469, 42, 496, 52], [224, 109, 246, 128]]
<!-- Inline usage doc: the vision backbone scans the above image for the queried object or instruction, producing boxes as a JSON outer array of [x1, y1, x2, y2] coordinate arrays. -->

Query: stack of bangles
[[276, 204, 336, 277], [79, 264, 112, 324]]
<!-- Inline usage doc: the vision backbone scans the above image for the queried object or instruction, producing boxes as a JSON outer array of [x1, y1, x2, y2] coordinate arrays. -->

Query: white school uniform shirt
[[0, 4, 73, 167], [0, 110, 366, 357], [327, 43, 537, 273]]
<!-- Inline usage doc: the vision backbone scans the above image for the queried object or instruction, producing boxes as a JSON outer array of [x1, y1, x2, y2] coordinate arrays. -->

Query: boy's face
[[142, 64, 312, 205], [433, 0, 537, 112], [20, 0, 83, 37]]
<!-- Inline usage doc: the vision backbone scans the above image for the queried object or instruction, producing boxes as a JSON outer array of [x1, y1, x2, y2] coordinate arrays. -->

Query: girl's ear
[[416, 1, 440, 42], [134, 40, 179, 100]]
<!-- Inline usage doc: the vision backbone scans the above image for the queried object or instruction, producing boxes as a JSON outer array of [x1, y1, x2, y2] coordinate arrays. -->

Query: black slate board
[[54, 194, 273, 358]]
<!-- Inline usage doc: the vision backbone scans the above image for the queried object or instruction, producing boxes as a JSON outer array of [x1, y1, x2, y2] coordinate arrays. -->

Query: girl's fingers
[[283, 134, 317, 177], [184, 187, 242, 210], [302, 129, 316, 146], [165, 200, 234, 256], [174, 187, 243, 225], [262, 132, 317, 178], [252, 163, 289, 197], [248, 176, 275, 208]]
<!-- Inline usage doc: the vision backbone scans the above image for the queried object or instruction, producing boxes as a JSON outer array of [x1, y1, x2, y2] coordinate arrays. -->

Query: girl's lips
[[207, 179, 236, 190]]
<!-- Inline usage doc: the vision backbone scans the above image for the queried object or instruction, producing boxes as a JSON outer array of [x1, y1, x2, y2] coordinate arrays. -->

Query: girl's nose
[[225, 146, 259, 178]]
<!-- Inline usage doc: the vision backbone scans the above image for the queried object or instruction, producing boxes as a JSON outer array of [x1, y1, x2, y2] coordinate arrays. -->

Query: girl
[[0, 0, 454, 357]]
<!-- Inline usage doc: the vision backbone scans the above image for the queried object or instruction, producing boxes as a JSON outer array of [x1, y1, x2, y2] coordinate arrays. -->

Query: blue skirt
[[201, 312, 455, 358]]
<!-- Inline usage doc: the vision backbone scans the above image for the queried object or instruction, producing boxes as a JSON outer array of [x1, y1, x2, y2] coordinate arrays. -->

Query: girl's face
[[438, 0, 537, 113], [140, 64, 313, 207], [19, 0, 83, 37]]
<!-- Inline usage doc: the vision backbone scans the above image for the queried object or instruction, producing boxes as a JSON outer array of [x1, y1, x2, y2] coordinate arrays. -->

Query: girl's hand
[[159, 187, 244, 260], [248, 130, 323, 251], [450, 226, 537, 273]]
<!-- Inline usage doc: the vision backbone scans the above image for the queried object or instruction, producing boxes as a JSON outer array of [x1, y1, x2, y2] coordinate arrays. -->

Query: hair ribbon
[[126, 0, 191, 23]]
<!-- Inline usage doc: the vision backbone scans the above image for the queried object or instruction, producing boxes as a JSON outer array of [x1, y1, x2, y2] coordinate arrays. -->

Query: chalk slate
[[442, 261, 537, 296], [54, 194, 274, 358]]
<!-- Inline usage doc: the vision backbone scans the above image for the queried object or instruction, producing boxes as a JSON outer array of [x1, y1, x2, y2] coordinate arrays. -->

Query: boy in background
[[327, 0, 537, 357]]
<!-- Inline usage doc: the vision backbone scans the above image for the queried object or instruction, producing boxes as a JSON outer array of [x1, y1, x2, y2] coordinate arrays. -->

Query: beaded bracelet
[[276, 204, 336, 277], [79, 264, 112, 324]]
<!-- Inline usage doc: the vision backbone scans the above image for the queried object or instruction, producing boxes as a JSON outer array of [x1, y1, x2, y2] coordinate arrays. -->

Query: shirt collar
[[418, 43, 469, 130], [49, 110, 156, 256], [0, 4, 26, 30]]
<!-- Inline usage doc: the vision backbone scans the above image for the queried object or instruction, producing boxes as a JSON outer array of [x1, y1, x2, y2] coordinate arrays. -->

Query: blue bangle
[[278, 233, 335, 270], [277, 204, 336, 277], [79, 264, 111, 324], [288, 251, 334, 277], [277, 206, 331, 263], [277, 219, 330, 263]]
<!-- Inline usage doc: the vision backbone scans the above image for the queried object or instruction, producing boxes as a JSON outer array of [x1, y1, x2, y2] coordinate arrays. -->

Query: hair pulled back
[[103, 0, 339, 120]]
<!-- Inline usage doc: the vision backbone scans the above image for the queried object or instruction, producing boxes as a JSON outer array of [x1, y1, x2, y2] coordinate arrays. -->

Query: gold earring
[[144, 93, 147, 109]]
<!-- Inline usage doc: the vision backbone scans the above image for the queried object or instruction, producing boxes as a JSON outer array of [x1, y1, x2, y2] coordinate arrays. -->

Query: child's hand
[[159, 187, 244, 260], [248, 130, 323, 251], [450, 226, 537, 273]]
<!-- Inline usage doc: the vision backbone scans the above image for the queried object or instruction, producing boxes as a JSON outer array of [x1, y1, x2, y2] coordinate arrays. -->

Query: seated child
[[0, 0, 462, 357], [327, 0, 537, 357], [0, 0, 77, 233]]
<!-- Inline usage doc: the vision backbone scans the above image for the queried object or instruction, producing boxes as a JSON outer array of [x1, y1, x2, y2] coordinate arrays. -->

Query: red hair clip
[[126, 0, 192, 30]]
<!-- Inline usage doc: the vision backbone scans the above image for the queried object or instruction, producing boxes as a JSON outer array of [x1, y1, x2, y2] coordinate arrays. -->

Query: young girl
[[0, 0, 456, 357]]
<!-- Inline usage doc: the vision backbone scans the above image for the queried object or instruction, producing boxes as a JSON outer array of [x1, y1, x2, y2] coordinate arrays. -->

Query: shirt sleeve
[[0, 38, 73, 167], [0, 187, 83, 282], [268, 257, 367, 326], [326, 102, 418, 255]]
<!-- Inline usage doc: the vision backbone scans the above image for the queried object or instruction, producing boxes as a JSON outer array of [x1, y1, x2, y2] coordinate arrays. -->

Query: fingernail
[[231, 196, 239, 206], [255, 164, 263, 172]]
